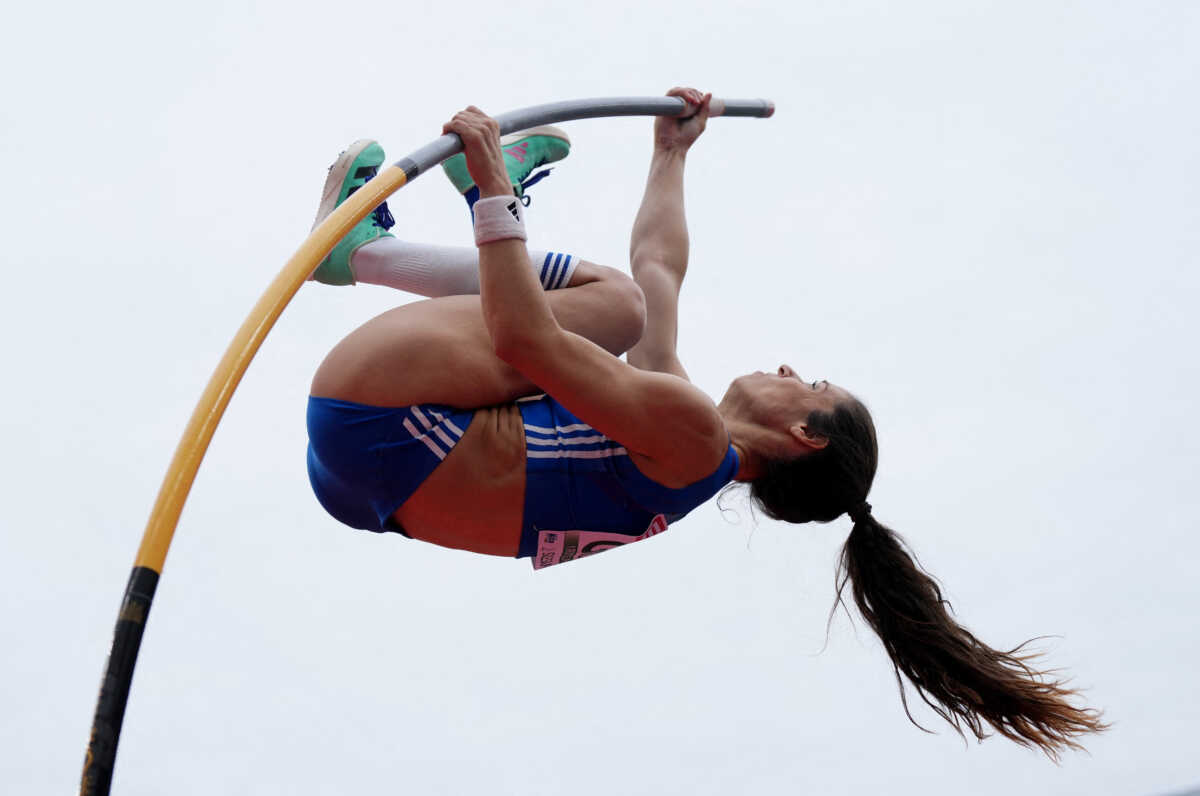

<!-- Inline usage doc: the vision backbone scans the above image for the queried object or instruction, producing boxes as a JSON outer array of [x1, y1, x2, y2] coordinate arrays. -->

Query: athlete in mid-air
[[304, 87, 1106, 756]]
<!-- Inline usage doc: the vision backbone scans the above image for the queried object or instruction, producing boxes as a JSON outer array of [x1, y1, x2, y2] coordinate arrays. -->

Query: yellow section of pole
[[133, 164, 409, 572]]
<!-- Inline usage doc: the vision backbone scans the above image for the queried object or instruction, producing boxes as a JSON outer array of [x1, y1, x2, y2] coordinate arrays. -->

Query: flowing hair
[[748, 398, 1108, 758]]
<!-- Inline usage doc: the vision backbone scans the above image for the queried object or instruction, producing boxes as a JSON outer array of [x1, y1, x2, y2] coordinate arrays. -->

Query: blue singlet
[[306, 394, 738, 567]]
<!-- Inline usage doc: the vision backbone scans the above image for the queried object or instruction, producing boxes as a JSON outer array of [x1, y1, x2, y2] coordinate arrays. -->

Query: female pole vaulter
[[305, 88, 1107, 757]]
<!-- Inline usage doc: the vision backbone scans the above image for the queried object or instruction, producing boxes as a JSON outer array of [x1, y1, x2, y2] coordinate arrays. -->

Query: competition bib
[[532, 514, 669, 570]]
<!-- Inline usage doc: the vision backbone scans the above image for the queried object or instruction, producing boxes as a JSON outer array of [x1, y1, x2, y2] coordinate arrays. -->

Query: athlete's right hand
[[654, 87, 711, 153], [443, 106, 513, 198]]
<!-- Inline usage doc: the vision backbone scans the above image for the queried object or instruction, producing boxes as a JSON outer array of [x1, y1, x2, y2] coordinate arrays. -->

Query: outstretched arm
[[626, 87, 712, 381], [442, 105, 727, 476]]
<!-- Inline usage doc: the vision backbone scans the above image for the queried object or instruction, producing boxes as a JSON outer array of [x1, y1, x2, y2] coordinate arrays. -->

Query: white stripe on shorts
[[426, 408, 464, 439], [411, 406, 435, 431], [403, 417, 446, 460]]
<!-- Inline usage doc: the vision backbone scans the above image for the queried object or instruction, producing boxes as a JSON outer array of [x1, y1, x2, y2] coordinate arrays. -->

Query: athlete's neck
[[723, 417, 768, 482]]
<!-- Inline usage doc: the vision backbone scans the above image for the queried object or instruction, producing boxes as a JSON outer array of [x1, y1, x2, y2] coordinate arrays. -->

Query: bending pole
[[80, 95, 774, 795]]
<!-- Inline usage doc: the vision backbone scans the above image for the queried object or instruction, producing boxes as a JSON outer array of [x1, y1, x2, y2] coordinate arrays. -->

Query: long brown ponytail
[[837, 509, 1108, 758], [749, 398, 1108, 757]]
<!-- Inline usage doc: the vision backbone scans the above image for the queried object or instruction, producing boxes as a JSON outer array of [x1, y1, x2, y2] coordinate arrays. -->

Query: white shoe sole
[[311, 138, 381, 232], [499, 125, 571, 147]]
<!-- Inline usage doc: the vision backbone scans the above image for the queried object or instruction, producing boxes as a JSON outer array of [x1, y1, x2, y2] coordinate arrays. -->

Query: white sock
[[350, 238, 579, 296]]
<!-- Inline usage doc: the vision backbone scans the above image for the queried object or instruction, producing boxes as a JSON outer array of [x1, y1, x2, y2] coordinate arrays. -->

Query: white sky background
[[2, 0, 1197, 793]]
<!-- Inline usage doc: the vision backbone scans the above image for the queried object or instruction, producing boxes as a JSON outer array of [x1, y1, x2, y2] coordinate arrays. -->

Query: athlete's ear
[[789, 423, 829, 451]]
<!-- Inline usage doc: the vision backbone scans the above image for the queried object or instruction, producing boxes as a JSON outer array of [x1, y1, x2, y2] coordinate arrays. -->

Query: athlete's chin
[[723, 371, 766, 402]]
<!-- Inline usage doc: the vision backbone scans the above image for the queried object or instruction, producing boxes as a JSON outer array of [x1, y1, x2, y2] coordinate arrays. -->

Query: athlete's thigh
[[311, 265, 644, 408], [311, 295, 532, 408]]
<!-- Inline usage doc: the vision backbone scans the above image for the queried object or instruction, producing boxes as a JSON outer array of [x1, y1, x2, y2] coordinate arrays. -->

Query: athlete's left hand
[[654, 87, 711, 153], [443, 107, 512, 199]]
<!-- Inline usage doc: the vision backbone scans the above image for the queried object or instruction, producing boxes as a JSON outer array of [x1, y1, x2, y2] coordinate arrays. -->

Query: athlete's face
[[720, 364, 850, 430]]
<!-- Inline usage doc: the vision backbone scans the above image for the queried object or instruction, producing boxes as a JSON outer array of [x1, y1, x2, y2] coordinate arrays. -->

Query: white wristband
[[473, 194, 528, 246]]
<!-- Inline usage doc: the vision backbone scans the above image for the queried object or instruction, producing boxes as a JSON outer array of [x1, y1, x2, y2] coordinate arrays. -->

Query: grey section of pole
[[395, 96, 774, 181]]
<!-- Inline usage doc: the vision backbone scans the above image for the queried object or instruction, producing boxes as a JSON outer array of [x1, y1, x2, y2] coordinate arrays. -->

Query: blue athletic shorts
[[306, 396, 475, 536]]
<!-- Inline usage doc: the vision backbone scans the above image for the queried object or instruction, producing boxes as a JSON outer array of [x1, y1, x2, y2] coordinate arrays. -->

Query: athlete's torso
[[393, 395, 737, 561], [392, 402, 528, 556]]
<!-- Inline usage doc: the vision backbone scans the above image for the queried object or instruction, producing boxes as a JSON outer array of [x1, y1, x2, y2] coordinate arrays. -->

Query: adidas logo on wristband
[[473, 194, 528, 245]]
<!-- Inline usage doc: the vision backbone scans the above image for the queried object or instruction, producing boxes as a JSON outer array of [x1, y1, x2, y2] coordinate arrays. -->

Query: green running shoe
[[309, 139, 395, 286], [441, 125, 571, 212]]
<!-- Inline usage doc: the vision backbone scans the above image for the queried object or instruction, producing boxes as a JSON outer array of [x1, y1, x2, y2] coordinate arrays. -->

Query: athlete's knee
[[589, 263, 646, 348]]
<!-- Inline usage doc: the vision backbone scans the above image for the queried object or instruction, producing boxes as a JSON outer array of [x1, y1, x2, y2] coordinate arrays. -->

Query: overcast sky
[[3, 1, 1198, 794]]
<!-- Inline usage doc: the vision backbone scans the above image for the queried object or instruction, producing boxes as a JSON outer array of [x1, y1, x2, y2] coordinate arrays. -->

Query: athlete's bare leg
[[311, 260, 646, 408]]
